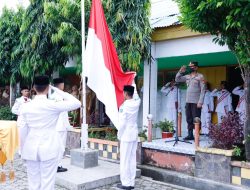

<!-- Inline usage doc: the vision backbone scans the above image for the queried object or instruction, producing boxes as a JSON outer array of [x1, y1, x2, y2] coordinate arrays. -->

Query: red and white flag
[[84, 0, 135, 128]]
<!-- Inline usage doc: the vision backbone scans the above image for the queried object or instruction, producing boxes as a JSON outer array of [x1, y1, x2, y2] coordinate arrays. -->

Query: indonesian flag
[[84, 0, 135, 128]]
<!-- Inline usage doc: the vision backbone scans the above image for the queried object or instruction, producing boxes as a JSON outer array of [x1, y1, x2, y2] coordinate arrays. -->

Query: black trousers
[[185, 103, 201, 131]]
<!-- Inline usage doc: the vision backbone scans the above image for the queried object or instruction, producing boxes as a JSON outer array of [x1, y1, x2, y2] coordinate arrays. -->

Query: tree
[[105, 0, 152, 71], [175, 0, 250, 161], [44, 0, 152, 72], [0, 7, 24, 84], [19, 0, 68, 80]]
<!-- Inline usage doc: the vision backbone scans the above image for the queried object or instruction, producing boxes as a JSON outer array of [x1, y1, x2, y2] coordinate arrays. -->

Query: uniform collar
[[34, 95, 47, 99]]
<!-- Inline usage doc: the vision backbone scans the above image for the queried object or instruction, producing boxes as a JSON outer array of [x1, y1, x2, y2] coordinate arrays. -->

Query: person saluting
[[175, 61, 205, 140], [18, 75, 81, 190]]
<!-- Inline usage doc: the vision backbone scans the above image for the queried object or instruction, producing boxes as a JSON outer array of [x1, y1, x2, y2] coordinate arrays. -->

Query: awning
[[157, 51, 238, 70]]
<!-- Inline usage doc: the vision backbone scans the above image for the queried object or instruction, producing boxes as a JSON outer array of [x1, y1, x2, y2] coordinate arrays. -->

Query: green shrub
[[0, 106, 14, 120]]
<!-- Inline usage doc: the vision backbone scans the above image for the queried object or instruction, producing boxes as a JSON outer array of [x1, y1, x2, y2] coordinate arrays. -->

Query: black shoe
[[184, 135, 194, 141], [116, 183, 131, 190], [129, 186, 134, 189], [57, 166, 68, 173]]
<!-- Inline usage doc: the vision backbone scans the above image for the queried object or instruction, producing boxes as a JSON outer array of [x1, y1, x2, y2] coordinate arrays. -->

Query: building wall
[[155, 34, 229, 58], [142, 27, 234, 138]]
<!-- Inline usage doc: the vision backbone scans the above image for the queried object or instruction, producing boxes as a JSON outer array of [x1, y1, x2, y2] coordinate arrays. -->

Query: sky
[[150, 0, 179, 19], [0, 0, 179, 19], [0, 0, 29, 14]]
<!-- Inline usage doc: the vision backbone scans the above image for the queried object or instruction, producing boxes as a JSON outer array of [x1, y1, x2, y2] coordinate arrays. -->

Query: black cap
[[34, 75, 50, 86], [123, 85, 134, 93], [53, 77, 64, 84], [189, 61, 199, 67], [20, 86, 29, 91]]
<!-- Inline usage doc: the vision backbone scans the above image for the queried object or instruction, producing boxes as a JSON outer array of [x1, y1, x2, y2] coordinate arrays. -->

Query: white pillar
[[143, 43, 158, 138]]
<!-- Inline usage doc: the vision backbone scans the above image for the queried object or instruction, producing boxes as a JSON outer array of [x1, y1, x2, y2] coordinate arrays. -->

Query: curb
[[138, 165, 249, 190]]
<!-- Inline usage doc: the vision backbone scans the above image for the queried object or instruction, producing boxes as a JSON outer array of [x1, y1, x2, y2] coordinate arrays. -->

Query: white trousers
[[120, 141, 137, 187], [26, 158, 58, 190], [201, 112, 211, 134], [58, 131, 67, 167], [166, 108, 177, 128]]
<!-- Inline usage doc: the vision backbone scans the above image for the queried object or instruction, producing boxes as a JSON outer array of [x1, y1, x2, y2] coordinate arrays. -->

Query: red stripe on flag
[[88, 0, 135, 108]]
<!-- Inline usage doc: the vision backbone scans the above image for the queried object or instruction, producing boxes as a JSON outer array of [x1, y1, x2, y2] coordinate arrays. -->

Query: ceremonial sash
[[237, 95, 245, 108], [165, 87, 174, 97], [217, 91, 229, 105]]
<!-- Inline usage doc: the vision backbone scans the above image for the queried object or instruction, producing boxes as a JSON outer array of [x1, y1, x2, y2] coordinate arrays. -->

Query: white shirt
[[232, 86, 245, 113], [49, 92, 70, 131], [211, 89, 233, 114], [118, 87, 141, 142], [160, 85, 181, 111], [12, 96, 31, 115], [18, 88, 81, 161], [202, 91, 214, 113]]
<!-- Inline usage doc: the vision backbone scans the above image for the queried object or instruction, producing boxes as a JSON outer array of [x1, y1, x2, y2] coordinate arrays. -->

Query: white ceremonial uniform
[[49, 92, 70, 167], [232, 86, 246, 122], [118, 86, 141, 187], [201, 90, 214, 134], [211, 89, 233, 124], [160, 85, 181, 128], [18, 87, 81, 190], [12, 96, 31, 115], [12, 96, 31, 155]]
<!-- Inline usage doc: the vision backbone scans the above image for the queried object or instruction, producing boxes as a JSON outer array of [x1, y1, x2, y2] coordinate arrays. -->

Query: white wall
[[155, 35, 229, 58]]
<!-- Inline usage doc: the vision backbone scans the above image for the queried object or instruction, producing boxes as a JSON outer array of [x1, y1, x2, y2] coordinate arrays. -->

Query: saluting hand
[[180, 66, 186, 73]]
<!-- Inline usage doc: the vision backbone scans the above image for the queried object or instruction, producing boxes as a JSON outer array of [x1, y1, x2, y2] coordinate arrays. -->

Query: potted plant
[[154, 119, 174, 138]]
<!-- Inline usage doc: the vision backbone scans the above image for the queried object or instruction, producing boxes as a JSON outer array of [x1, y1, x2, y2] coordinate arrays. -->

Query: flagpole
[[81, 0, 88, 150]]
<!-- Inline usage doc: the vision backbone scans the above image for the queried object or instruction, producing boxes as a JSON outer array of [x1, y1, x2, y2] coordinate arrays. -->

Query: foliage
[[104, 127, 118, 141], [44, 0, 152, 72], [233, 146, 242, 157], [69, 110, 78, 126], [154, 119, 174, 132], [176, 0, 250, 68], [44, 0, 83, 71], [19, 0, 68, 80], [0, 8, 24, 84], [0, 106, 14, 120], [88, 127, 117, 141], [208, 113, 244, 150], [138, 129, 148, 140], [106, 0, 152, 71]]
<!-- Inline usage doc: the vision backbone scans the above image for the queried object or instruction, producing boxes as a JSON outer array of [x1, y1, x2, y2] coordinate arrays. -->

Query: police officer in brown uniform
[[175, 61, 205, 140]]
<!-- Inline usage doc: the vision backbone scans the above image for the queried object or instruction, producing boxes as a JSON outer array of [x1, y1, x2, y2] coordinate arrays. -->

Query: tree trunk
[[245, 69, 250, 161]]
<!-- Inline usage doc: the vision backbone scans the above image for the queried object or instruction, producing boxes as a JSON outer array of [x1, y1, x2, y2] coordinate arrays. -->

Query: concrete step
[[138, 164, 248, 190], [56, 158, 141, 190]]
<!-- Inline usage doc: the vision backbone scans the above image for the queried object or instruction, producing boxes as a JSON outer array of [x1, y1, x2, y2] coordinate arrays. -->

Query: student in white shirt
[[211, 81, 233, 124], [160, 80, 181, 129], [232, 84, 246, 122], [18, 75, 81, 190], [201, 82, 214, 134], [50, 78, 70, 173], [12, 86, 31, 115]]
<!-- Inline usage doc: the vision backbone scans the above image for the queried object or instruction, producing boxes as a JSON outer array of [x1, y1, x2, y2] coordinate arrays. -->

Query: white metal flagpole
[[81, 0, 88, 150]]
